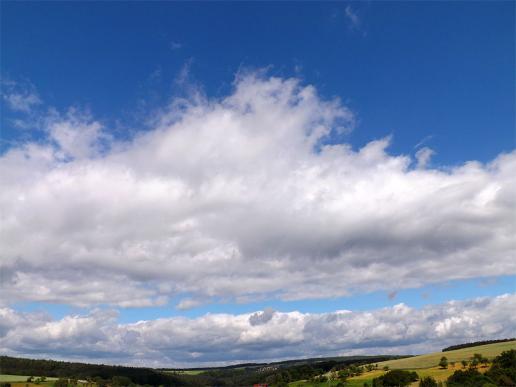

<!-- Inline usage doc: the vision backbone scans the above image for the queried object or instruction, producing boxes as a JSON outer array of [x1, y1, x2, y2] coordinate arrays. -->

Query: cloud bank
[[1, 73, 515, 308], [1, 294, 514, 367]]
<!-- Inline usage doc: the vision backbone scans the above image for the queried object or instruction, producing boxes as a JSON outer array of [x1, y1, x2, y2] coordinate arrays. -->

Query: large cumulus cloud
[[1, 294, 514, 367], [1, 73, 515, 307]]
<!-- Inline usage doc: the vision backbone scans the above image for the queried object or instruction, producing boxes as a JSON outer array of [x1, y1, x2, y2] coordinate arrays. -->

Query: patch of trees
[[484, 349, 516, 386], [372, 369, 418, 386], [25, 376, 47, 384], [446, 349, 516, 387], [442, 338, 515, 352], [418, 376, 439, 387], [452, 353, 490, 370], [0, 356, 193, 386], [446, 368, 495, 386]]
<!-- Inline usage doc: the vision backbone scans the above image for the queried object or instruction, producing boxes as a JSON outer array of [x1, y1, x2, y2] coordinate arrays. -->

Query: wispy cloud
[[414, 135, 434, 149], [344, 5, 361, 30], [1, 78, 42, 113], [170, 41, 183, 50]]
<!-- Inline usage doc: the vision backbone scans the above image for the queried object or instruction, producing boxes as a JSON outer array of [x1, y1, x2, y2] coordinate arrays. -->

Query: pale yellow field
[[320, 341, 515, 387], [376, 340, 516, 370]]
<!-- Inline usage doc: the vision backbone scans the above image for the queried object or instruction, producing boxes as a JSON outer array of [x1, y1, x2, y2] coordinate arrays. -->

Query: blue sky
[[2, 2, 514, 163], [0, 2, 515, 366], [13, 275, 516, 324]]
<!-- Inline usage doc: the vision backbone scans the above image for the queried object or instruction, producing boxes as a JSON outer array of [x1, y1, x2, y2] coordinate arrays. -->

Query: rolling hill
[[377, 340, 516, 369]]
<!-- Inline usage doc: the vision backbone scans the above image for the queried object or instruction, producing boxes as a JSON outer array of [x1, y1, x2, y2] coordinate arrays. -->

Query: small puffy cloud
[[0, 73, 515, 308], [176, 298, 204, 311], [1, 294, 514, 366], [249, 308, 276, 326]]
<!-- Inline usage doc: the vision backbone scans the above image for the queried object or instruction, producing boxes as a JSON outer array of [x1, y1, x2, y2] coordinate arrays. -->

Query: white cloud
[[0, 73, 515, 308], [46, 108, 108, 159], [1, 294, 514, 367]]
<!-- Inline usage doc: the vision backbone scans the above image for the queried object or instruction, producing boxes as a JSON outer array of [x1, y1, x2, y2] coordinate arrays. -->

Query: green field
[[344, 369, 384, 387], [0, 375, 58, 382], [178, 370, 206, 375], [163, 369, 206, 375], [377, 340, 516, 370], [289, 380, 342, 387]]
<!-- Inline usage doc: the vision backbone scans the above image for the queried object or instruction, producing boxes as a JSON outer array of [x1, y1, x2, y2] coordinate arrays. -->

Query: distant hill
[[160, 354, 407, 373]]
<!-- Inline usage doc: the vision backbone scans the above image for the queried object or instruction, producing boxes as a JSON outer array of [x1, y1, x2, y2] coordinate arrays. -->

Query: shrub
[[419, 376, 438, 387], [54, 378, 69, 387], [485, 349, 516, 386], [111, 376, 132, 386], [446, 368, 495, 387], [372, 369, 418, 387]]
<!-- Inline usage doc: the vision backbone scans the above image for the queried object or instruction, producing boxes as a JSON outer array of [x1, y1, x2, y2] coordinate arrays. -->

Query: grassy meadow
[[164, 369, 206, 375], [0, 375, 58, 382], [0, 375, 59, 387], [0, 375, 92, 387]]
